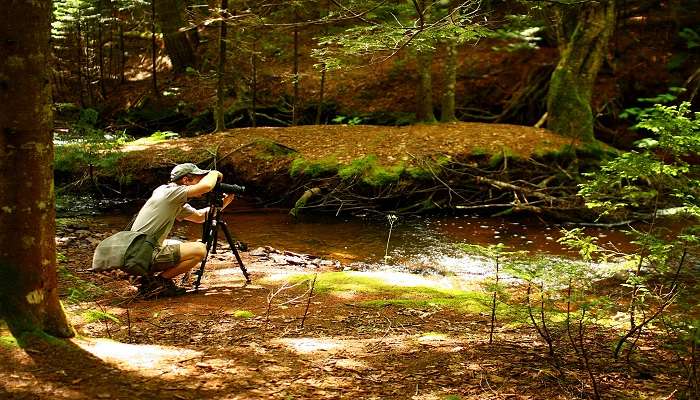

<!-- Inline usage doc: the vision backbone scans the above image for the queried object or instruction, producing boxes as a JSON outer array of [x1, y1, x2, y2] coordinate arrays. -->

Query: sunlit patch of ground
[[75, 338, 202, 377]]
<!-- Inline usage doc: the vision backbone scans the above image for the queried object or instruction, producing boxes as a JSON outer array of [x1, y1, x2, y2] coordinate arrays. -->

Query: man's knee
[[181, 242, 207, 261]]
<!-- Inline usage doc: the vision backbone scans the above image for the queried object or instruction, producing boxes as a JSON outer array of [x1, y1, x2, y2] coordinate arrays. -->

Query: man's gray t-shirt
[[131, 184, 197, 245]]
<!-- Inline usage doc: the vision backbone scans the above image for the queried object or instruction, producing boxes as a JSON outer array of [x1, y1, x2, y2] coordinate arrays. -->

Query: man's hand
[[222, 193, 235, 210]]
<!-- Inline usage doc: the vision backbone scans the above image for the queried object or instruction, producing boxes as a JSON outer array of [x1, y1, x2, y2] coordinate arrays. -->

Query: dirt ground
[[0, 218, 685, 400]]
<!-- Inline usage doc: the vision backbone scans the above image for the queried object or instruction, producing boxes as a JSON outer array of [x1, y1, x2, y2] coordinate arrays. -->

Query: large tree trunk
[[546, 0, 615, 142], [0, 0, 74, 339], [156, 0, 196, 73]]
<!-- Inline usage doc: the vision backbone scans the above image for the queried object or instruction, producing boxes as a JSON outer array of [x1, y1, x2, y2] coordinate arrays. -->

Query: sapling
[[384, 214, 398, 261], [578, 102, 700, 361]]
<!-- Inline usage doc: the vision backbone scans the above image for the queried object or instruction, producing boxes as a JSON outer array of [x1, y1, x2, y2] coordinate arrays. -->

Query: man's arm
[[185, 170, 223, 198], [182, 207, 208, 223]]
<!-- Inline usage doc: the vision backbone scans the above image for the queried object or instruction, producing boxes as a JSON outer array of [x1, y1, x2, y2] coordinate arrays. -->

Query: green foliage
[[679, 27, 700, 49], [58, 265, 105, 303], [332, 115, 364, 125], [491, 15, 543, 52], [581, 102, 700, 216], [619, 87, 686, 120], [312, 1, 488, 70], [54, 108, 127, 175], [83, 309, 120, 324]]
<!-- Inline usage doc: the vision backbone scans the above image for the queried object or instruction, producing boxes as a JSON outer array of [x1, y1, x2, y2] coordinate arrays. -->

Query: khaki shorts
[[151, 239, 182, 272]]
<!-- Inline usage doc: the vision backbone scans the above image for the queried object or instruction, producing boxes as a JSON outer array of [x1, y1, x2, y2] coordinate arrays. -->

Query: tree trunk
[[98, 0, 106, 98], [416, 49, 436, 123], [546, 0, 615, 142], [151, 0, 159, 96], [76, 11, 85, 106], [440, 38, 458, 122], [214, 0, 228, 132], [155, 0, 196, 73], [0, 0, 74, 339], [251, 39, 258, 128], [292, 25, 300, 126]]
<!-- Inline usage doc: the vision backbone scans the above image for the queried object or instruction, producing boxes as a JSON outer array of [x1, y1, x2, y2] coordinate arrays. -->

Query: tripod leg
[[220, 221, 252, 283], [212, 221, 219, 254], [193, 226, 215, 292]]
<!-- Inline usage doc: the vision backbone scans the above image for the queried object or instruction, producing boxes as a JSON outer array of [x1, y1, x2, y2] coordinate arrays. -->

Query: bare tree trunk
[[156, 0, 196, 73], [119, 23, 125, 84], [0, 0, 74, 339], [98, 0, 106, 98], [416, 49, 436, 122], [76, 11, 85, 106], [440, 38, 458, 122], [151, 0, 159, 96], [214, 0, 228, 132], [546, 0, 615, 142], [292, 25, 300, 126], [251, 39, 258, 128], [316, 66, 326, 125]]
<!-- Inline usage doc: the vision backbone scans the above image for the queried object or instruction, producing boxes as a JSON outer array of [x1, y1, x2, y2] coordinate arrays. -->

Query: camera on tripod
[[210, 182, 245, 206]]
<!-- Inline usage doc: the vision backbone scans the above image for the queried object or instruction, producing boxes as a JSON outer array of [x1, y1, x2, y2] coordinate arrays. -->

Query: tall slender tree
[[0, 0, 74, 339]]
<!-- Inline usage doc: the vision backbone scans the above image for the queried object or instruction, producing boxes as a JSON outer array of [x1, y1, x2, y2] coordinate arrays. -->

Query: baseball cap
[[170, 163, 210, 182]]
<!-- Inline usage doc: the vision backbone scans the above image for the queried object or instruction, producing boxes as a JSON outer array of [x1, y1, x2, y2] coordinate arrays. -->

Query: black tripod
[[193, 198, 251, 292]]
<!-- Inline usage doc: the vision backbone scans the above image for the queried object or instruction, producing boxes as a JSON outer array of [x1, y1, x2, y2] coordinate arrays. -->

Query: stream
[[69, 196, 636, 276]]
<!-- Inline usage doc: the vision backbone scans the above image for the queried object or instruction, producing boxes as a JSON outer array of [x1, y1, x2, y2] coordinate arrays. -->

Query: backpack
[[91, 231, 157, 277]]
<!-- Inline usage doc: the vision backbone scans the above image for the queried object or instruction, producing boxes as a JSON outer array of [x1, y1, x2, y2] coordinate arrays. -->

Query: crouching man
[[132, 163, 233, 296]]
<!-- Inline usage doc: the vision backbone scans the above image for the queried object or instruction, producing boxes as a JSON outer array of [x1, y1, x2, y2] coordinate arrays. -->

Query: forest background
[[1, 0, 700, 399]]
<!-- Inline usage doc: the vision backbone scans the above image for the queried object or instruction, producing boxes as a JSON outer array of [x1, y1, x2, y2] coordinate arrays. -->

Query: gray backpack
[[91, 231, 156, 276]]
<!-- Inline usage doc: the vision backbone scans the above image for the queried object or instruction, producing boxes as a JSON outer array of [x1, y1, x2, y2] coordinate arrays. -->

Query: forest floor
[[0, 218, 685, 400]]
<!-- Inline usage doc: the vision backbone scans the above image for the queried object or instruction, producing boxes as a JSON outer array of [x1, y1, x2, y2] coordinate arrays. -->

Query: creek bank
[[56, 123, 610, 221]]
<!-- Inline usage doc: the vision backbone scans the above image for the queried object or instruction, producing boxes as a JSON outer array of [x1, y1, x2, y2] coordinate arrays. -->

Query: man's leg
[[159, 241, 206, 279]]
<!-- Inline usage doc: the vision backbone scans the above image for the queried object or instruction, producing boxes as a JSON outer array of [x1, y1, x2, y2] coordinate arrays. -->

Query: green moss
[[290, 156, 339, 177], [405, 165, 433, 180], [362, 163, 404, 186], [338, 155, 378, 180], [0, 335, 19, 348], [487, 147, 518, 169], [337, 155, 406, 186], [280, 272, 491, 313], [233, 310, 254, 319], [83, 310, 120, 324], [255, 139, 296, 161], [470, 147, 490, 157]]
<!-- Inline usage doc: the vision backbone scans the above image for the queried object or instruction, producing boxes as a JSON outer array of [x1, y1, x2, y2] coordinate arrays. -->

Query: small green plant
[[577, 101, 700, 363], [233, 310, 254, 319], [332, 115, 363, 125]]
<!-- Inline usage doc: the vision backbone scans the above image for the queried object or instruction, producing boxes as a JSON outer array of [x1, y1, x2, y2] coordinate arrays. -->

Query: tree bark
[[214, 0, 228, 132], [546, 0, 615, 142], [151, 0, 159, 96], [155, 0, 196, 73], [441, 38, 458, 122], [292, 25, 300, 126], [416, 49, 436, 123], [0, 0, 74, 339]]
